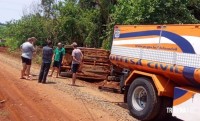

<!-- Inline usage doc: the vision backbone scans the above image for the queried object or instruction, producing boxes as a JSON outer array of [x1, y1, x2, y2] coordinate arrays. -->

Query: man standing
[[49, 42, 65, 78], [20, 37, 37, 80], [71, 42, 83, 86], [38, 40, 53, 83]]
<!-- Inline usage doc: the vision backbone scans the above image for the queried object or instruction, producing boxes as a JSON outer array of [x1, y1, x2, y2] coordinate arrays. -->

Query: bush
[[34, 54, 42, 64], [0, 43, 5, 47], [5, 38, 20, 52], [33, 48, 42, 64]]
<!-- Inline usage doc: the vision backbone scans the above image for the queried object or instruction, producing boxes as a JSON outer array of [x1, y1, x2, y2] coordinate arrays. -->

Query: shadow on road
[[67, 84, 85, 87], [45, 82, 57, 84], [112, 102, 183, 121], [115, 102, 128, 109]]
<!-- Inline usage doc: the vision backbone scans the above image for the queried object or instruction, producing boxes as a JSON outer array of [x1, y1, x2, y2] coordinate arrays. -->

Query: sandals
[[26, 75, 33, 80], [20, 77, 26, 79]]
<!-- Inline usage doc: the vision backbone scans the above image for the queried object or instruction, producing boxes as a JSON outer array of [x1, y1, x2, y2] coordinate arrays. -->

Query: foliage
[[0, 25, 7, 39], [5, 38, 19, 51], [0, 43, 5, 47], [1, 0, 200, 50], [113, 0, 199, 24]]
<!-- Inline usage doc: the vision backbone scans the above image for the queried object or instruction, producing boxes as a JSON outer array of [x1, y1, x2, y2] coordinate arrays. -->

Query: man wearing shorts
[[20, 37, 37, 79], [71, 42, 83, 86], [49, 42, 65, 78]]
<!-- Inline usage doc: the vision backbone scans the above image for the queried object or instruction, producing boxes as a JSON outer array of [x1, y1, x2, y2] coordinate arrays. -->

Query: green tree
[[1, 0, 200, 51], [113, 0, 199, 24], [41, 0, 56, 18]]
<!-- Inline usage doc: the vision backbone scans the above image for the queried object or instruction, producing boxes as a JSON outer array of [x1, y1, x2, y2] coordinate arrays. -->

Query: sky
[[0, 0, 38, 23]]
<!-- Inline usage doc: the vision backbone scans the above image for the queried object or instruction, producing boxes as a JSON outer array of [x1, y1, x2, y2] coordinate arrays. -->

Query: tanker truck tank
[[110, 25, 200, 121], [110, 48, 200, 88]]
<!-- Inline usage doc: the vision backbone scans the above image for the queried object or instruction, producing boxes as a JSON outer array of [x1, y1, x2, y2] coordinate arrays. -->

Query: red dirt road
[[0, 54, 118, 121]]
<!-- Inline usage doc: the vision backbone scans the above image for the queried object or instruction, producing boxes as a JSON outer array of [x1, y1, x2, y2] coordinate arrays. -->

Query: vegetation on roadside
[[0, 0, 200, 50], [0, 43, 5, 47]]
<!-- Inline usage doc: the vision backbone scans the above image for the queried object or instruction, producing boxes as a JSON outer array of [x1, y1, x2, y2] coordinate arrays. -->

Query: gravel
[[0, 53, 138, 121]]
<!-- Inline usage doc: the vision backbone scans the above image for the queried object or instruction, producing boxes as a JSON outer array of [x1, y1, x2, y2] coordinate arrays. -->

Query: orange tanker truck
[[110, 25, 200, 121]]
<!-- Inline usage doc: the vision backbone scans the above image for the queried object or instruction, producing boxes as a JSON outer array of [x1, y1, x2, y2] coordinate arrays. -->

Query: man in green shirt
[[49, 42, 65, 78]]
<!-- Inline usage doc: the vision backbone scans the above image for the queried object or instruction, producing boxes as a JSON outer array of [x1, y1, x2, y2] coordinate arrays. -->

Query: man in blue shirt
[[38, 40, 53, 83]]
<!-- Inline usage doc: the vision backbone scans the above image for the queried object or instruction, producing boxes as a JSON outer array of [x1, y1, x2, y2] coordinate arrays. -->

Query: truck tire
[[127, 77, 161, 121], [153, 97, 173, 121], [119, 76, 125, 94]]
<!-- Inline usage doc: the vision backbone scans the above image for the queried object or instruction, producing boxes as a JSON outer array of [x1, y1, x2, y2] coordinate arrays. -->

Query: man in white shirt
[[71, 42, 83, 86], [20, 37, 37, 79]]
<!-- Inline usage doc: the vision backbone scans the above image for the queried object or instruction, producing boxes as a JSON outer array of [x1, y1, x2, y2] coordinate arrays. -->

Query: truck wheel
[[153, 97, 173, 121], [127, 77, 161, 121]]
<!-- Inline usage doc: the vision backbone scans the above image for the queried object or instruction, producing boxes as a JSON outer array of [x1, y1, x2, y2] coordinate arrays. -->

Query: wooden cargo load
[[61, 46, 111, 80]]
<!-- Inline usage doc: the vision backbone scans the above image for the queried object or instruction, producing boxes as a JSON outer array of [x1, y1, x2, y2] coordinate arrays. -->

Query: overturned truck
[[61, 46, 111, 80]]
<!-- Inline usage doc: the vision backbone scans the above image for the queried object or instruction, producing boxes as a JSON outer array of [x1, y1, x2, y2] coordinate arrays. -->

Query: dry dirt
[[0, 47, 136, 121]]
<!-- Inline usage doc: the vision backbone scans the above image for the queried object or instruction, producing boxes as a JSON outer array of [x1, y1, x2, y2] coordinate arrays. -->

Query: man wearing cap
[[49, 42, 65, 78], [71, 42, 83, 86]]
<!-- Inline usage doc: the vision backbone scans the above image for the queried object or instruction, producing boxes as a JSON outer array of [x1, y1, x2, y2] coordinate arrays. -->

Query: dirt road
[[0, 49, 136, 121]]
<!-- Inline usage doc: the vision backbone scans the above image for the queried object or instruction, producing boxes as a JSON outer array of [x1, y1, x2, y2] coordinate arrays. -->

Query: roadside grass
[[0, 43, 5, 47], [4, 47, 43, 65]]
